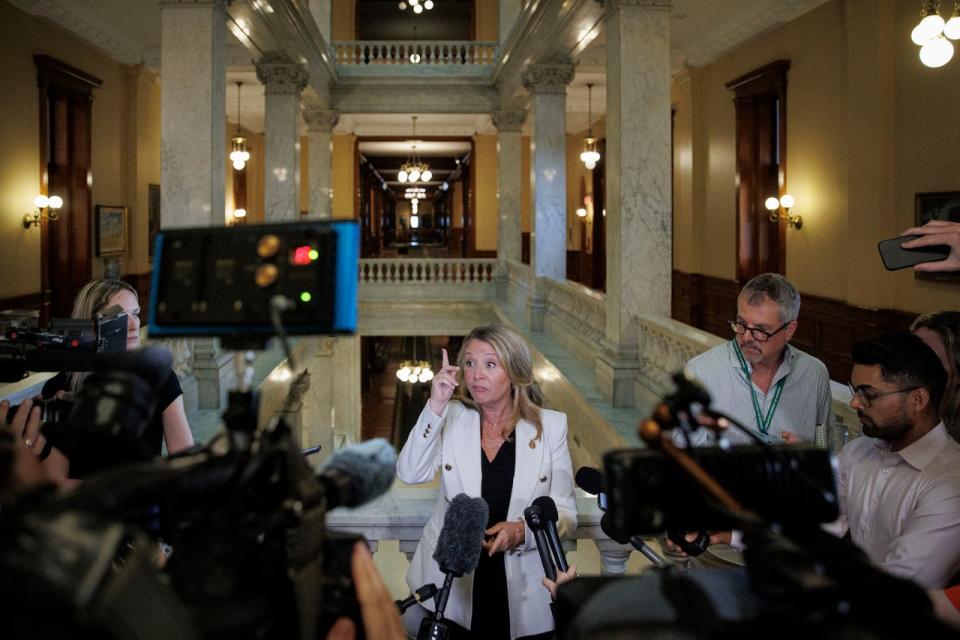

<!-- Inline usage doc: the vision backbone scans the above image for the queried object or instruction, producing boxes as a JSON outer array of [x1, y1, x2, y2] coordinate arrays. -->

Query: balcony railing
[[332, 40, 498, 77]]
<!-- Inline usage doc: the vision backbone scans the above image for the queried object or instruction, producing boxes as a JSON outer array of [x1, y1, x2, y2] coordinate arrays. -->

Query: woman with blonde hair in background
[[40, 279, 193, 479], [912, 311, 960, 440]]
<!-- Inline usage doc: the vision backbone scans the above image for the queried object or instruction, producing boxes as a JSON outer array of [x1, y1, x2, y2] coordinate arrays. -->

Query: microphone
[[575, 466, 607, 511], [532, 496, 569, 572], [523, 503, 557, 581], [419, 494, 488, 640], [395, 584, 438, 614], [317, 438, 398, 509]]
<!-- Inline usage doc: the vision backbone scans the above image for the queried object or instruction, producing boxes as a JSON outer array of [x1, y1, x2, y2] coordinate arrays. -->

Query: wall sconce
[[575, 207, 587, 218], [231, 208, 247, 225], [764, 193, 802, 229], [23, 194, 63, 229]]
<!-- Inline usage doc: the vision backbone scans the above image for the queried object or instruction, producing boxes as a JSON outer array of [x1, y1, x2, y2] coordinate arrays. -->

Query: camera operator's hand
[[663, 531, 732, 558], [428, 348, 460, 416], [780, 430, 801, 444], [0, 400, 48, 497], [902, 220, 960, 272], [483, 519, 525, 555], [542, 564, 577, 601], [326, 541, 405, 640]]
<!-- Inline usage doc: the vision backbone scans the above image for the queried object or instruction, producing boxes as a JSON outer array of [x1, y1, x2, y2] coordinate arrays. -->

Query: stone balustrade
[[359, 258, 502, 302], [542, 277, 606, 370], [331, 40, 497, 76], [325, 487, 642, 576]]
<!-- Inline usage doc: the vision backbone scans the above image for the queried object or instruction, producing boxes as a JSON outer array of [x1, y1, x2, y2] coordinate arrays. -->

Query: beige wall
[[473, 134, 498, 251], [332, 134, 356, 219], [332, 0, 356, 39], [474, 0, 498, 40], [0, 2, 157, 297], [672, 0, 960, 313]]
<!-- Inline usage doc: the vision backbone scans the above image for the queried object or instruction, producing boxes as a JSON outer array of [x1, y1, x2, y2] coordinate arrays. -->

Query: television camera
[[0, 221, 396, 640]]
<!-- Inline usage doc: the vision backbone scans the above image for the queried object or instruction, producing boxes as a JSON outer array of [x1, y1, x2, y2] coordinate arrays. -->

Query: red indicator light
[[71, 339, 79, 348], [292, 245, 312, 266]]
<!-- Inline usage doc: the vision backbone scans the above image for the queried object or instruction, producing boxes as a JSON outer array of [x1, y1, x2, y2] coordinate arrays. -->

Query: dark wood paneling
[[0, 291, 44, 316], [521, 232, 530, 265], [672, 270, 916, 382]]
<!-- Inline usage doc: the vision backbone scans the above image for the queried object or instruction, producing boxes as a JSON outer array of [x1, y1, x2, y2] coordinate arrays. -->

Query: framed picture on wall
[[915, 191, 960, 283], [148, 184, 161, 257], [95, 205, 128, 257]]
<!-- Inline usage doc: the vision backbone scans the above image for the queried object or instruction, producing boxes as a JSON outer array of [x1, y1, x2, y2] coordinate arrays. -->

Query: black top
[[468, 437, 516, 640], [42, 369, 183, 457]]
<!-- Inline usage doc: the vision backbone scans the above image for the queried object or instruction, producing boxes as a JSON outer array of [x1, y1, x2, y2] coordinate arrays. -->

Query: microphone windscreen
[[433, 493, 488, 576], [533, 495, 559, 522], [600, 511, 631, 545], [320, 438, 398, 508], [575, 466, 606, 495]]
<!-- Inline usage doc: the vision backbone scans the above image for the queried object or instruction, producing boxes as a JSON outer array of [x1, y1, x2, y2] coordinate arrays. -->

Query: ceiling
[[9, 0, 828, 185]]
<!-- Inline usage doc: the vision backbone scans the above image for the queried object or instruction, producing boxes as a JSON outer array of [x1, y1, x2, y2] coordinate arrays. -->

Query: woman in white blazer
[[397, 324, 577, 640]]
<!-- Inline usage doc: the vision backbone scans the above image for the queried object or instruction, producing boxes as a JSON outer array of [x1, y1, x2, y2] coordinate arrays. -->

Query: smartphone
[[877, 234, 950, 270]]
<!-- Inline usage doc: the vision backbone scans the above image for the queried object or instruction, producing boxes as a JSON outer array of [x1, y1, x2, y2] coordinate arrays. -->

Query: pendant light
[[580, 83, 601, 170], [230, 81, 251, 171]]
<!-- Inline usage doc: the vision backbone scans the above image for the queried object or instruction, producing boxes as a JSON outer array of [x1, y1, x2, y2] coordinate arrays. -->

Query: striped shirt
[[680, 340, 834, 447]]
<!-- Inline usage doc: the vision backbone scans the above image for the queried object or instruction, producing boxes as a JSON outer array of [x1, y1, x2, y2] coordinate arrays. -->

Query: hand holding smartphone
[[877, 234, 950, 271]]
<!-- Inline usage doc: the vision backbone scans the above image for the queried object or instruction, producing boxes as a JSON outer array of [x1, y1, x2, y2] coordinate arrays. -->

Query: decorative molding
[[8, 0, 143, 65], [303, 108, 339, 131], [255, 52, 310, 95], [491, 110, 526, 132], [605, 0, 672, 9], [683, 0, 830, 68], [522, 55, 576, 95]]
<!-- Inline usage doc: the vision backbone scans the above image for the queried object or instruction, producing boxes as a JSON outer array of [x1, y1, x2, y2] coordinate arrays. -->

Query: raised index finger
[[442, 348, 450, 369]]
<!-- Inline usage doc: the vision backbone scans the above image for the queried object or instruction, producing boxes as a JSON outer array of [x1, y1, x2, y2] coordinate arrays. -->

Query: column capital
[[303, 108, 339, 131], [522, 55, 575, 95], [604, 0, 672, 9], [256, 51, 309, 95], [491, 110, 526, 132]]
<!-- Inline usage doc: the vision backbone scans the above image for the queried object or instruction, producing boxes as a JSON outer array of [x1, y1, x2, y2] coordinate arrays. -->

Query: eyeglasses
[[847, 383, 920, 408], [729, 320, 791, 343]]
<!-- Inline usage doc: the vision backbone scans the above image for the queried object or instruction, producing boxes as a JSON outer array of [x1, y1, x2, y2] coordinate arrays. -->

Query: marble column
[[522, 56, 574, 330], [596, 0, 672, 408], [256, 52, 309, 221], [160, 0, 225, 229], [499, 0, 522, 43], [303, 108, 339, 219], [308, 0, 332, 44], [491, 110, 526, 264]]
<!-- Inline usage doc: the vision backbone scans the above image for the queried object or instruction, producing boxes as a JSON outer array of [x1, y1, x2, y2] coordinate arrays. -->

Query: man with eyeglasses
[[681, 273, 833, 448], [835, 331, 960, 589]]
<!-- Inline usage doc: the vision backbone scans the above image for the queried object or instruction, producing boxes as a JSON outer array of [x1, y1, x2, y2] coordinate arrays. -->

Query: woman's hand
[[428, 348, 460, 416], [542, 564, 577, 601], [483, 520, 525, 555], [0, 399, 49, 495]]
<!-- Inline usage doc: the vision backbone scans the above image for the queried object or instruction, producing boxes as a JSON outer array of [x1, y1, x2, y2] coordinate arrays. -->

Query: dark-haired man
[[838, 331, 960, 589]]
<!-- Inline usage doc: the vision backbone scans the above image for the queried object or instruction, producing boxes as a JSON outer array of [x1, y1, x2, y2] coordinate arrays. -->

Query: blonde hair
[[66, 279, 139, 392], [454, 324, 544, 440], [912, 311, 960, 436]]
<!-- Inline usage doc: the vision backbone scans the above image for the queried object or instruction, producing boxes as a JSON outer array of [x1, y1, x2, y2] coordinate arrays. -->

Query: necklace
[[481, 413, 509, 447]]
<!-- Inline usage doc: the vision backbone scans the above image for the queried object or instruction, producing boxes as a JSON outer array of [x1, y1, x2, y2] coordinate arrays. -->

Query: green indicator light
[[300, 291, 312, 303], [308, 249, 319, 261]]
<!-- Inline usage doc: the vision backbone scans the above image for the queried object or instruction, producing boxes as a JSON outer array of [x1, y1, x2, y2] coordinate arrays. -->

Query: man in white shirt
[[838, 331, 960, 589]]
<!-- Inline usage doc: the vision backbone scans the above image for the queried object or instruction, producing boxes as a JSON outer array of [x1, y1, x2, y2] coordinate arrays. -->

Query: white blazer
[[396, 401, 577, 640]]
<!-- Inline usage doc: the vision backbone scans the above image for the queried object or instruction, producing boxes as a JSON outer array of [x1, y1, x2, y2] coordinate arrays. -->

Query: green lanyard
[[732, 340, 786, 435]]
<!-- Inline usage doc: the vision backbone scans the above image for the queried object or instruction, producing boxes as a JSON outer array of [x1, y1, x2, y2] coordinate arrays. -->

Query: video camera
[[0, 221, 388, 639], [554, 372, 950, 640]]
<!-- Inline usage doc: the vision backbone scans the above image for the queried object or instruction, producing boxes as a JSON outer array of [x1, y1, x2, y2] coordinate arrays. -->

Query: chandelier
[[229, 81, 251, 171], [396, 338, 433, 384], [911, 1, 960, 68], [398, 116, 432, 183], [580, 83, 601, 170], [399, 0, 434, 14]]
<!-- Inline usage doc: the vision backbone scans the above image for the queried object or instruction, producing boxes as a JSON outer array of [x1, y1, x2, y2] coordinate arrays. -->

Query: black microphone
[[395, 584, 438, 614], [420, 494, 488, 640], [523, 503, 556, 581], [533, 496, 569, 572], [575, 466, 608, 511], [316, 438, 398, 509]]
